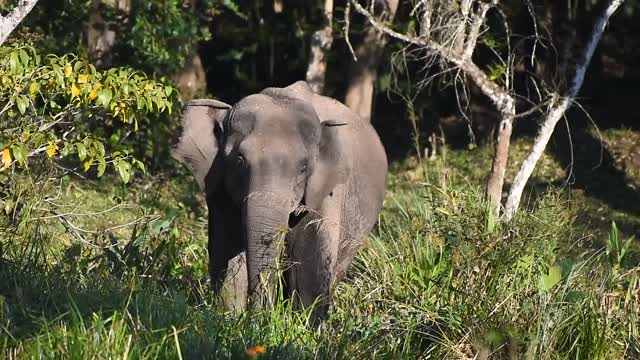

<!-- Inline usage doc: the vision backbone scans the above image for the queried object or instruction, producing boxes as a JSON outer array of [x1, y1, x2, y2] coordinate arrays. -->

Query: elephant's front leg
[[207, 196, 247, 312], [287, 184, 344, 321]]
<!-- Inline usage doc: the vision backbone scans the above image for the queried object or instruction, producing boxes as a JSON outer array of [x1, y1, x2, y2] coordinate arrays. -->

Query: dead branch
[[503, 0, 624, 220], [0, 0, 40, 46]]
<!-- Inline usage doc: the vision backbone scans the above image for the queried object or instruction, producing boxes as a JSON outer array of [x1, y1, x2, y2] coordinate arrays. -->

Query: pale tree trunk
[[305, 0, 334, 94], [174, 0, 207, 100], [86, 0, 131, 67], [0, 0, 39, 46], [344, 0, 399, 121], [485, 108, 515, 214], [175, 54, 207, 100], [273, 0, 283, 14], [503, 0, 624, 221]]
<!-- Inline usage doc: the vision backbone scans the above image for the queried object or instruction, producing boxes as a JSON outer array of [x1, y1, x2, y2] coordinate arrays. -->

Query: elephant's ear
[[304, 120, 348, 209], [172, 99, 231, 195]]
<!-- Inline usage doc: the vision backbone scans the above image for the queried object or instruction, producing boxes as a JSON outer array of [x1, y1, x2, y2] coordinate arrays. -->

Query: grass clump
[[1, 152, 639, 359]]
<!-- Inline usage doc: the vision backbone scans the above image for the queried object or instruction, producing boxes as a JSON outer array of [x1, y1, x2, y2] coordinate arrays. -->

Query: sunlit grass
[[1, 142, 639, 359]]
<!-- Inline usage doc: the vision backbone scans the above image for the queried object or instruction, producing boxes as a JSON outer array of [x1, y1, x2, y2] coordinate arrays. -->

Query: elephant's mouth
[[288, 199, 308, 228]]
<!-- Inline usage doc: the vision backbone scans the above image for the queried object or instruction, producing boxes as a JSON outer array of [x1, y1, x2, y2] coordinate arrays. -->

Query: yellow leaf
[[1, 148, 11, 169], [144, 83, 153, 91], [78, 74, 88, 84], [93, 82, 102, 90], [64, 64, 72, 77], [89, 88, 98, 100], [46, 143, 58, 158], [71, 83, 80, 98], [29, 82, 40, 96], [83, 159, 93, 172]]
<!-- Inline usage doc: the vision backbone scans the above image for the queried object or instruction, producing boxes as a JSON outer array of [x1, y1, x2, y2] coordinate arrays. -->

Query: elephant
[[172, 81, 387, 320]]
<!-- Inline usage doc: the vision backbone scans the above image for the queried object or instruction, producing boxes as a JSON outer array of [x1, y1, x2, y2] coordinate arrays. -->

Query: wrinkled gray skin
[[173, 81, 387, 320]]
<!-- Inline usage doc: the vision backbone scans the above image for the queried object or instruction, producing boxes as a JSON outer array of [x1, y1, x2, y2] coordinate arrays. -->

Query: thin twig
[[344, 1, 357, 61]]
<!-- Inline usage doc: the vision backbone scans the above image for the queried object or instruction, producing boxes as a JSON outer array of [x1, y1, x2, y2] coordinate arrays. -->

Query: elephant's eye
[[300, 162, 308, 174], [236, 154, 246, 167]]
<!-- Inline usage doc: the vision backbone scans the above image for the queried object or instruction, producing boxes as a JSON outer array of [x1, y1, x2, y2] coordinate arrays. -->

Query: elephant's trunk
[[244, 191, 291, 306]]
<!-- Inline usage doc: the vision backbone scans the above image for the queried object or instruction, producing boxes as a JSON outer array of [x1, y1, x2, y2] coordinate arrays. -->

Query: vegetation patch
[[2, 158, 639, 359]]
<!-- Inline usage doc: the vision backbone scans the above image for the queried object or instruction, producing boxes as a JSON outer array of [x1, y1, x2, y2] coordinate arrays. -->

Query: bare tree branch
[[463, 1, 493, 61], [350, 0, 516, 213], [0, 0, 39, 46], [344, 1, 357, 61], [504, 0, 624, 220]]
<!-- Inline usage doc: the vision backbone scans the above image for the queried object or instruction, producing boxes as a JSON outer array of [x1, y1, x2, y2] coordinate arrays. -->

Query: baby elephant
[[173, 81, 387, 320]]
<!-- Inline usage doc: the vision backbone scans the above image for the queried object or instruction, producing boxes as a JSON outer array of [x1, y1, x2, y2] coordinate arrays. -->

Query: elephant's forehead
[[239, 127, 304, 154], [239, 135, 306, 171]]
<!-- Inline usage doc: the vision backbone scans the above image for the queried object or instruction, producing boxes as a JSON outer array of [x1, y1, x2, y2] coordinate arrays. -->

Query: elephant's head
[[173, 88, 347, 300]]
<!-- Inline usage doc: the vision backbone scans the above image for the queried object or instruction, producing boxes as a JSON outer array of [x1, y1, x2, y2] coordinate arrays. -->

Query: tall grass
[[1, 164, 638, 359]]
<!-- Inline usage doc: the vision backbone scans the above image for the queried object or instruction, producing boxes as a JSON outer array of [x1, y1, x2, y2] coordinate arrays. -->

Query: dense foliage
[[0, 42, 177, 236], [15, 0, 224, 75]]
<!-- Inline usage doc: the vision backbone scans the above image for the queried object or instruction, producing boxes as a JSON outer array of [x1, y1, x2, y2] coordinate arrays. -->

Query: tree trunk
[[503, 0, 623, 221], [344, 0, 398, 121], [273, 0, 283, 14], [0, 0, 39, 46], [86, 0, 131, 67], [173, 0, 206, 100], [174, 54, 207, 100], [305, 0, 334, 94], [485, 108, 514, 216]]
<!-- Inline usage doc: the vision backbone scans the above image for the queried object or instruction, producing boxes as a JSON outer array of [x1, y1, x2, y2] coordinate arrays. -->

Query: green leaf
[[153, 97, 164, 112], [10, 144, 28, 167], [52, 63, 65, 87], [164, 86, 173, 97], [76, 143, 87, 161], [73, 60, 84, 72], [145, 94, 153, 112], [15, 95, 27, 115], [132, 159, 145, 173], [18, 49, 29, 67], [98, 88, 113, 107], [95, 141, 105, 157], [97, 158, 106, 177], [115, 160, 131, 183], [9, 52, 20, 73], [539, 265, 562, 291]]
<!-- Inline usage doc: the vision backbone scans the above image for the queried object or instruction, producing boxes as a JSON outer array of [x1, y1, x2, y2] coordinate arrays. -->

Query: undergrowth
[[1, 150, 639, 359]]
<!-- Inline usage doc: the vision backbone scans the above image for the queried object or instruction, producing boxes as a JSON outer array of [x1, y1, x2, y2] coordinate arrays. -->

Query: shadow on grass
[[548, 126, 640, 228], [0, 255, 310, 359]]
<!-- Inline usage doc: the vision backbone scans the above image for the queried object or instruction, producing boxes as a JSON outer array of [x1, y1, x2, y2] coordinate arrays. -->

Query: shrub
[[0, 42, 177, 231]]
